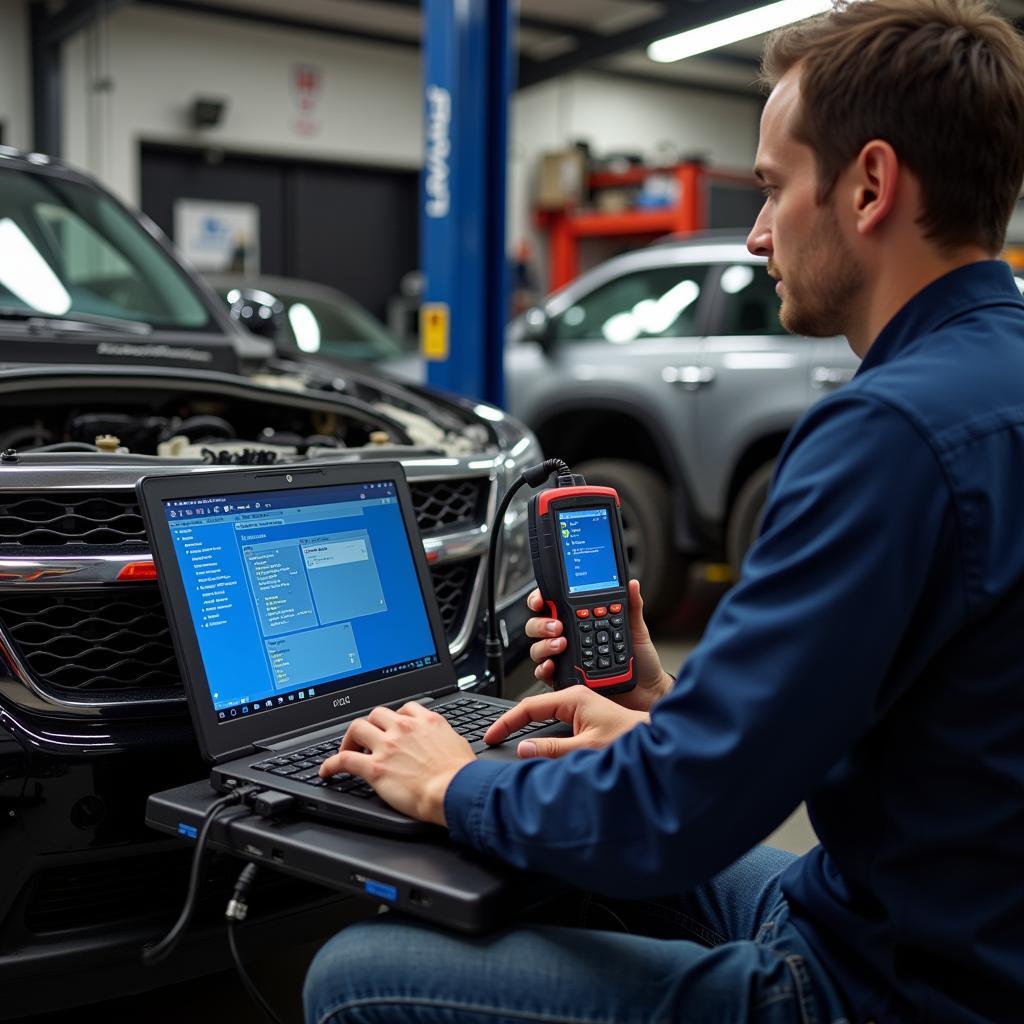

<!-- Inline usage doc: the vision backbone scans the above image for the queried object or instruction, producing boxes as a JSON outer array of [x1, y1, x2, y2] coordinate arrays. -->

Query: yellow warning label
[[420, 303, 450, 361]]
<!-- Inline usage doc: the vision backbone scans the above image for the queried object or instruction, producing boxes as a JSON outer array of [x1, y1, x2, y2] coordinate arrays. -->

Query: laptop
[[137, 460, 568, 836]]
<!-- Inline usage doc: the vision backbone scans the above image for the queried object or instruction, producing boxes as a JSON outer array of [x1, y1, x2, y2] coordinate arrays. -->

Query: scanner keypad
[[575, 603, 631, 678]]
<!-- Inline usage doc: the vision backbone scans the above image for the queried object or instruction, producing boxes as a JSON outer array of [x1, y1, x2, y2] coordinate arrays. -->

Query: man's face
[[747, 68, 863, 338]]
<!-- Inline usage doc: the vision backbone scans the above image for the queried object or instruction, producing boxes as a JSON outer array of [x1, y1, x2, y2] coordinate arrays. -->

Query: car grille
[[429, 561, 476, 648], [0, 492, 147, 548], [409, 478, 488, 534], [0, 478, 488, 546], [0, 563, 475, 696], [0, 478, 487, 700], [0, 589, 181, 693]]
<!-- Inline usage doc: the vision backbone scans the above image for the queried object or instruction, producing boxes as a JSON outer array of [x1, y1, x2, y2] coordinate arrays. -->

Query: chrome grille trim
[[0, 524, 489, 588]]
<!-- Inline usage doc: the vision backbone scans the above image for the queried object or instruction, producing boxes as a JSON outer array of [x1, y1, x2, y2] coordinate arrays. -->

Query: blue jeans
[[304, 846, 852, 1024]]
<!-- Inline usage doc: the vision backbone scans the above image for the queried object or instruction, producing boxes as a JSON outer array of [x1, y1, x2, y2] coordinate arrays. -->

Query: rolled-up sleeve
[[445, 393, 955, 898]]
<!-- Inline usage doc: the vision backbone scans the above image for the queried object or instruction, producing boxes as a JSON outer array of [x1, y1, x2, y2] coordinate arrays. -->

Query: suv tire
[[726, 460, 776, 579], [573, 459, 684, 622]]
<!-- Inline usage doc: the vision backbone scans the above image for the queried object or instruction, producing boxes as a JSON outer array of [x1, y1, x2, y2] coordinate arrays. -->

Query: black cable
[[226, 864, 287, 1024], [142, 786, 258, 965], [485, 458, 572, 690]]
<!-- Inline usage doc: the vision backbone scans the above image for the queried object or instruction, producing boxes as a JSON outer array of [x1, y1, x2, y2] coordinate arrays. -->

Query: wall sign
[[292, 63, 322, 137], [173, 199, 260, 274]]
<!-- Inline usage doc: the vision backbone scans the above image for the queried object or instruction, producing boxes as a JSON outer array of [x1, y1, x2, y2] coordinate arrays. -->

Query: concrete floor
[[20, 569, 817, 1024]]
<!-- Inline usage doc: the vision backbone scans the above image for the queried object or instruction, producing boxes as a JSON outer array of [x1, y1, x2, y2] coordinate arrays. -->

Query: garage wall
[[58, 4, 760, 272], [62, 4, 423, 206], [0, 0, 31, 150]]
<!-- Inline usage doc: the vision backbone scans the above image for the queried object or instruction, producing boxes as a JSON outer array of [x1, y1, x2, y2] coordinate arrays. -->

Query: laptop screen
[[161, 478, 439, 724]]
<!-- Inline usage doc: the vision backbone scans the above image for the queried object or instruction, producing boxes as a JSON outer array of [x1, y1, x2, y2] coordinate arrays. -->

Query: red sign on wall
[[292, 63, 322, 137]]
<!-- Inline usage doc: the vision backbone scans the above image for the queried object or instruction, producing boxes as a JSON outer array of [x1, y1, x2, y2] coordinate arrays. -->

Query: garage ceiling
[[138, 0, 1024, 99]]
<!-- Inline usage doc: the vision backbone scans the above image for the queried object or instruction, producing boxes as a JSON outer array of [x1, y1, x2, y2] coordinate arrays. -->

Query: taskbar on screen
[[214, 652, 440, 722]]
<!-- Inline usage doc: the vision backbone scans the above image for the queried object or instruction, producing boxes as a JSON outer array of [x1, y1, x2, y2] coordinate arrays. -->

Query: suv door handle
[[811, 366, 855, 388], [662, 365, 716, 391]]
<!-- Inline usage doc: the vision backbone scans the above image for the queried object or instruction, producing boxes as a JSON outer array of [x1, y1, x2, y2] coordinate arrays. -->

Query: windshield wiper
[[0, 307, 152, 335]]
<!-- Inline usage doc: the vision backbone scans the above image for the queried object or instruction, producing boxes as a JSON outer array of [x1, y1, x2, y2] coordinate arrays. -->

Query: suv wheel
[[726, 460, 775, 579], [573, 459, 684, 622]]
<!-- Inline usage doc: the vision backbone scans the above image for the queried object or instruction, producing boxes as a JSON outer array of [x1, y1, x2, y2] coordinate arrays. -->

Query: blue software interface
[[163, 480, 438, 723], [557, 507, 621, 595]]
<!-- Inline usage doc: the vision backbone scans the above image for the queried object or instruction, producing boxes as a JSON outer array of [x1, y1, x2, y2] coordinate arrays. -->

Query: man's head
[[748, 0, 1024, 343]]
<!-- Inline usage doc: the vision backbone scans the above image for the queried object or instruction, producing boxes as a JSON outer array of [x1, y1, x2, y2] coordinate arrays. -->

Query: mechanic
[[305, 2, 1024, 1021]]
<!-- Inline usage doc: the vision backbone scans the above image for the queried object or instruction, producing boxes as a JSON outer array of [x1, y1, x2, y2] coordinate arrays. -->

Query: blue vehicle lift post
[[421, 0, 513, 407]]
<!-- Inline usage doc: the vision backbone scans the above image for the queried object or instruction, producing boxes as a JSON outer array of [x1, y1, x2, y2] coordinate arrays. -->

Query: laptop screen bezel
[[137, 460, 461, 764]]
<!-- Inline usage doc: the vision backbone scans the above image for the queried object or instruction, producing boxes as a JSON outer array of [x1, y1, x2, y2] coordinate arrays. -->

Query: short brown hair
[[761, 0, 1024, 253]]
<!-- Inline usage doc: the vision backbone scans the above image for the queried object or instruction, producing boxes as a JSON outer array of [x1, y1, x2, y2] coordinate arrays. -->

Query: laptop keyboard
[[250, 698, 558, 799]]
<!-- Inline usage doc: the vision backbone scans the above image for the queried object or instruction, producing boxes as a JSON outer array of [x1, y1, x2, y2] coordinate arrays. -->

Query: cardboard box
[[536, 149, 587, 210]]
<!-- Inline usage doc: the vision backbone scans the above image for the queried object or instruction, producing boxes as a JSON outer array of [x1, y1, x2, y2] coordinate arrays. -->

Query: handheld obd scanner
[[528, 479, 635, 696]]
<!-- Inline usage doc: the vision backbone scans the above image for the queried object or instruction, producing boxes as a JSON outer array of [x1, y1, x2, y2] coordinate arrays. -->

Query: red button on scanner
[[575, 609, 590, 619], [609, 603, 622, 614]]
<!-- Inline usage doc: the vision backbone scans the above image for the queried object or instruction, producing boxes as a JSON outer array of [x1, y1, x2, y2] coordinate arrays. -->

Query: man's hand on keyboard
[[484, 685, 649, 759], [318, 702, 474, 826]]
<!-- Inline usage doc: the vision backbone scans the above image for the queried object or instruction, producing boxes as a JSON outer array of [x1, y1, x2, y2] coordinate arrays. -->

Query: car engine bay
[[0, 365, 494, 464]]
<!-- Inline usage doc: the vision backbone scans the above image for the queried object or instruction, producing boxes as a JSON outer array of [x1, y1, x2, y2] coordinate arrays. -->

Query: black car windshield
[[0, 164, 211, 330], [223, 284, 411, 362]]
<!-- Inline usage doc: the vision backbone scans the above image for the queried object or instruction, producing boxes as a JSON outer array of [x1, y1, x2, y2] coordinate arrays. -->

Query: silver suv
[[505, 235, 859, 618]]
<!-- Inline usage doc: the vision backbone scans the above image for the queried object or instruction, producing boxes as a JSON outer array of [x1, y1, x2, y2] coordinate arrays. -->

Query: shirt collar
[[858, 260, 1024, 374]]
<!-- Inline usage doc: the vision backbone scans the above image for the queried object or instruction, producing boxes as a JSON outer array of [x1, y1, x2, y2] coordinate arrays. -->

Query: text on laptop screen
[[163, 480, 438, 722]]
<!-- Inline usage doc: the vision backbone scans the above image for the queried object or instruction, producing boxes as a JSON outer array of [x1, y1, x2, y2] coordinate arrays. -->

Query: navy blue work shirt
[[446, 261, 1024, 1024]]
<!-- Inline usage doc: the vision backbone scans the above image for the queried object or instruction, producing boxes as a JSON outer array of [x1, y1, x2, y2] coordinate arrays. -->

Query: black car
[[0, 147, 540, 1017]]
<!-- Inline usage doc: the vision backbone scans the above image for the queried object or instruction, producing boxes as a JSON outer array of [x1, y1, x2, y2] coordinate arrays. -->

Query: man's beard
[[776, 205, 864, 338]]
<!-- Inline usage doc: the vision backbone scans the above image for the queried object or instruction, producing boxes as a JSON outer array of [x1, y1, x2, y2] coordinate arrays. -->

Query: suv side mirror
[[522, 306, 554, 351], [228, 287, 285, 343]]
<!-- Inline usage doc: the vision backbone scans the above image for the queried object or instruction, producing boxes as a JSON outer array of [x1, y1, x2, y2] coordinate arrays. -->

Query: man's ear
[[852, 139, 899, 237]]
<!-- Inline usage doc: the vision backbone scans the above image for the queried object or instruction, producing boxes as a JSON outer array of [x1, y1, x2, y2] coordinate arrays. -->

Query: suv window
[[0, 166, 211, 329], [552, 264, 710, 344], [717, 263, 785, 335]]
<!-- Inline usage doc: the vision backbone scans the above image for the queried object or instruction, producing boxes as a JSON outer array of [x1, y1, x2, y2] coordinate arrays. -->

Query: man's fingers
[[339, 717, 381, 752], [627, 579, 652, 640], [398, 700, 434, 719], [525, 615, 563, 640], [526, 588, 543, 612], [483, 690, 574, 744], [516, 735, 585, 760], [367, 705, 399, 729], [319, 748, 372, 778], [534, 659, 555, 684], [529, 636, 566, 665]]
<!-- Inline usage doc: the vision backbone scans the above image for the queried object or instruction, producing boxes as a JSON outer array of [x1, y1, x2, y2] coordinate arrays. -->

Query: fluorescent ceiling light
[[647, 0, 832, 63]]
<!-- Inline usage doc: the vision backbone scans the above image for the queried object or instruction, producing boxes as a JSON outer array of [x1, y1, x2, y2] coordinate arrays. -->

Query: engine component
[[167, 415, 236, 443], [156, 434, 298, 461], [302, 434, 343, 450], [94, 435, 122, 453], [0, 424, 53, 450], [201, 448, 282, 465], [258, 428, 304, 447], [69, 413, 167, 451]]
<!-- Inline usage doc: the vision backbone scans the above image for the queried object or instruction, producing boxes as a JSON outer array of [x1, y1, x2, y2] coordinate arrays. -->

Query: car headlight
[[491, 416, 543, 607]]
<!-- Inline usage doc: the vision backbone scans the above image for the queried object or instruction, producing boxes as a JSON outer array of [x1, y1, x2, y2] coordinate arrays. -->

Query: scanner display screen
[[556, 507, 621, 595]]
